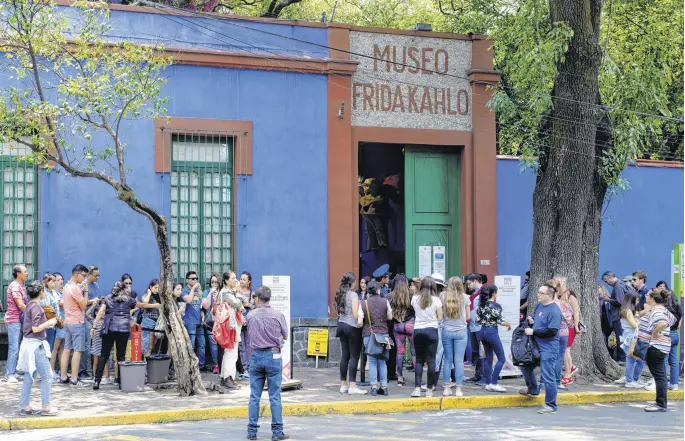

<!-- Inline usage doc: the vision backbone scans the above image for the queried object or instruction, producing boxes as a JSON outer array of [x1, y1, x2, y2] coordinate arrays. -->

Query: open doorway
[[358, 142, 405, 279]]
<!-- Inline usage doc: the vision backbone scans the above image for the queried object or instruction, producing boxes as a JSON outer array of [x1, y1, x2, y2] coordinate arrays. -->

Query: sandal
[[644, 405, 666, 412], [561, 377, 573, 385]]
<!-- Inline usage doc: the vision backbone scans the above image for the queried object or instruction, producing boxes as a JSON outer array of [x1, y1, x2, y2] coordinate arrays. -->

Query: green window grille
[[0, 140, 37, 319], [170, 132, 234, 287]]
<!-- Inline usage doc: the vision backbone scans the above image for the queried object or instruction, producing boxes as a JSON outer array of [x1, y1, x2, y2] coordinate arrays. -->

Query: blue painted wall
[[37, 63, 328, 318], [497, 159, 685, 286]]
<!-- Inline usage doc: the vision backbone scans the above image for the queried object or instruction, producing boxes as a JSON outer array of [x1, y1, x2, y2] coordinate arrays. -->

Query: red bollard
[[131, 324, 143, 362]]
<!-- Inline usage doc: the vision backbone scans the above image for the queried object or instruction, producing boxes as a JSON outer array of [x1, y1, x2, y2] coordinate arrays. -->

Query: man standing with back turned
[[246, 286, 289, 441]]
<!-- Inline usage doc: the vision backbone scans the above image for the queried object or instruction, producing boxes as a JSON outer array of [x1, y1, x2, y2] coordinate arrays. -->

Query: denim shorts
[[64, 323, 86, 352]]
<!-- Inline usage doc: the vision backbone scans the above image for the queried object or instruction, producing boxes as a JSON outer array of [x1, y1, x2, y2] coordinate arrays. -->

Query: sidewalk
[[0, 364, 682, 431]]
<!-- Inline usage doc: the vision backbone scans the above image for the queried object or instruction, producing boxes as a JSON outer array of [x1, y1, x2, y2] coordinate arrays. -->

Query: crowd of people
[[2, 264, 271, 416], [335, 267, 682, 414]]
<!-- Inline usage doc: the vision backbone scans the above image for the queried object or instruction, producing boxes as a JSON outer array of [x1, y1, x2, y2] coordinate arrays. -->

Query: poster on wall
[[418, 246, 432, 277], [433, 246, 446, 276], [494, 275, 522, 377], [262, 275, 295, 383]]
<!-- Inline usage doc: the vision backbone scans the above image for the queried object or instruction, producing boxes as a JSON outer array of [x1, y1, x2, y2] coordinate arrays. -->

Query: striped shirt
[[245, 305, 288, 350], [639, 307, 675, 354]]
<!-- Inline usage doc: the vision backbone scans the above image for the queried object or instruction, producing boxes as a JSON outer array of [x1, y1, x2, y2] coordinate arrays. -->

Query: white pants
[[221, 347, 239, 380]]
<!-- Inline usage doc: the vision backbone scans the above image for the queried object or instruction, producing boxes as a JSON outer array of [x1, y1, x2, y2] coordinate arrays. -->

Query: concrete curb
[[2, 390, 682, 431]]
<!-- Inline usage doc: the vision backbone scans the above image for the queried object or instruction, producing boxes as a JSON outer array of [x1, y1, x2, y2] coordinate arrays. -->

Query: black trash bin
[[146, 354, 172, 384]]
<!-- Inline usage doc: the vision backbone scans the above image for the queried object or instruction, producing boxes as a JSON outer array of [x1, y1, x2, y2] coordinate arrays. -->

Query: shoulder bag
[[363, 300, 393, 359]]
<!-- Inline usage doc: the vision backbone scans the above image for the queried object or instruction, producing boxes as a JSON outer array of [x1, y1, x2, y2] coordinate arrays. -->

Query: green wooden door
[[405, 147, 461, 279]]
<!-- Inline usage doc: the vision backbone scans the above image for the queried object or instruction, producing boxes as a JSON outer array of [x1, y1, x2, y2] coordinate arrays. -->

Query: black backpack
[[511, 325, 540, 367]]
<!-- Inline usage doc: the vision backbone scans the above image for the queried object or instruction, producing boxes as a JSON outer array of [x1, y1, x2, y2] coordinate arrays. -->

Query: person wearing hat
[[373, 264, 392, 298]]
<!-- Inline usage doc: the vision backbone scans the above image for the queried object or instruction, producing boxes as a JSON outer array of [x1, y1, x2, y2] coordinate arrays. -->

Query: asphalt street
[[2, 401, 683, 441]]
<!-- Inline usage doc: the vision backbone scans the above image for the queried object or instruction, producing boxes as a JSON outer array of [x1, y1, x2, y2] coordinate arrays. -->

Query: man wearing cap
[[373, 264, 392, 298]]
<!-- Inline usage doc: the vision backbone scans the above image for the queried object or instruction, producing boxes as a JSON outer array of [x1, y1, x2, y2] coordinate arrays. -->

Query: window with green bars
[[170, 132, 234, 287], [0, 140, 37, 320]]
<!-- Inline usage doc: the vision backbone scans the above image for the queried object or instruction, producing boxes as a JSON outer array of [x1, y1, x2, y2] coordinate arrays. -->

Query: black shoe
[[19, 408, 42, 416], [272, 434, 289, 441], [465, 376, 481, 383], [246, 434, 257, 440], [60, 378, 70, 385], [93, 379, 101, 390], [379, 387, 389, 396]]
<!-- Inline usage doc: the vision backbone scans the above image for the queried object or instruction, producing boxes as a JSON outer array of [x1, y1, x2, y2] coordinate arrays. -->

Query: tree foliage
[[0, 0, 206, 395]]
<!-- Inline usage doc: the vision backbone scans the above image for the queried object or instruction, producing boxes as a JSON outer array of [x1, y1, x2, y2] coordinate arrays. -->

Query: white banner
[[262, 275, 292, 381], [494, 275, 522, 377]]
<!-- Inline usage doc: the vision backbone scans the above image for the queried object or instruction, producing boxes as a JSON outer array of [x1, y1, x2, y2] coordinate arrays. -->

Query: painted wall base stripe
[[2, 390, 681, 431]]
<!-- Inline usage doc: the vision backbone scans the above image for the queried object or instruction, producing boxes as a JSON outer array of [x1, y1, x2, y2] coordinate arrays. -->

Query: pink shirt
[[63, 281, 86, 325], [554, 299, 573, 337], [4, 281, 26, 324]]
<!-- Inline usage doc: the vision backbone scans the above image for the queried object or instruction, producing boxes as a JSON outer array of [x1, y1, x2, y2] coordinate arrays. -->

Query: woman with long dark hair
[[357, 277, 370, 300], [215, 271, 245, 391], [335, 272, 366, 395], [410, 276, 443, 398], [388, 274, 415, 387], [476, 284, 511, 393], [202, 273, 221, 374], [141, 279, 162, 357], [237, 271, 254, 379]]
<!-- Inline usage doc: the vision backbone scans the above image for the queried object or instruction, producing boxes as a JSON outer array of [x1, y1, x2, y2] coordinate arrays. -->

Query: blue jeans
[[248, 349, 284, 437], [6, 323, 21, 376], [520, 351, 558, 410], [556, 335, 569, 384], [79, 321, 93, 375], [481, 326, 505, 385], [625, 355, 646, 383], [19, 345, 52, 409], [185, 324, 206, 367], [208, 333, 218, 366], [435, 327, 444, 375], [667, 330, 680, 386], [442, 329, 468, 385], [141, 317, 157, 354], [45, 328, 56, 351], [363, 336, 388, 387]]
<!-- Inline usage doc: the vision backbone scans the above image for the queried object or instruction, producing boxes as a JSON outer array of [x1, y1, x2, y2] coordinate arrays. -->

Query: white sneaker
[[487, 384, 507, 393], [5, 376, 18, 384], [625, 381, 643, 389], [645, 382, 656, 391], [411, 388, 421, 398], [443, 387, 451, 396], [614, 376, 626, 384], [446, 382, 456, 388], [668, 384, 679, 391], [454, 387, 463, 397], [340, 385, 349, 394], [420, 385, 427, 391], [101, 378, 114, 385], [426, 389, 434, 398], [348, 387, 367, 395]]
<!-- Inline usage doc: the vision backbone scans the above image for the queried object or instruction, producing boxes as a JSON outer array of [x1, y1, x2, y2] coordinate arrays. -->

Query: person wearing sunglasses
[[182, 271, 206, 371]]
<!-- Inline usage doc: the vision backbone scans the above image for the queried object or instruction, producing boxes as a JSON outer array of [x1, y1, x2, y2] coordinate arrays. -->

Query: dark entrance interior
[[358, 142, 405, 279]]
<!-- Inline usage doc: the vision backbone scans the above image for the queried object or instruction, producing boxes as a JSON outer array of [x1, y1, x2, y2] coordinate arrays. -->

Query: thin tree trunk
[[528, 0, 621, 381]]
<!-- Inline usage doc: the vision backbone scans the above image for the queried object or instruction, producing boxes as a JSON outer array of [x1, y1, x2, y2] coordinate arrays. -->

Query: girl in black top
[[476, 285, 511, 393]]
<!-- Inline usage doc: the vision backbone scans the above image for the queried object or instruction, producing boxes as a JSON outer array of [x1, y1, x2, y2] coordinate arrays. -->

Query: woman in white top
[[410, 276, 443, 398]]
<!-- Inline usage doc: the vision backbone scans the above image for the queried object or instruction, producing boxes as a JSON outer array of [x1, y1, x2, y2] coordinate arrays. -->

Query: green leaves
[[0, 0, 171, 178]]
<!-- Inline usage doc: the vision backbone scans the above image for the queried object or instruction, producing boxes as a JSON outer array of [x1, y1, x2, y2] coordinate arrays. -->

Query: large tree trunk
[[528, 0, 621, 381], [125, 190, 206, 396]]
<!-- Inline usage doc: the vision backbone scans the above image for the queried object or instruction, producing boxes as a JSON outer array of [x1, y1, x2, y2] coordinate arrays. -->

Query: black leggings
[[414, 328, 439, 388], [95, 331, 130, 380], [338, 322, 362, 382]]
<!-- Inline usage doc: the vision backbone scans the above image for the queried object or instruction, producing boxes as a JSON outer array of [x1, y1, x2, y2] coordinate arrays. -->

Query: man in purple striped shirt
[[246, 286, 289, 441]]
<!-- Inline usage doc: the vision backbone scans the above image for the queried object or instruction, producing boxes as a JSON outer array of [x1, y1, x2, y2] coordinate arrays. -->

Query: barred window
[[170, 133, 234, 286]]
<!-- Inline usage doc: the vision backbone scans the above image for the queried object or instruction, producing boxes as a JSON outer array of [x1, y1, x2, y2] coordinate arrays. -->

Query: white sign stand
[[262, 275, 301, 389], [494, 275, 522, 377]]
